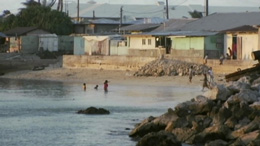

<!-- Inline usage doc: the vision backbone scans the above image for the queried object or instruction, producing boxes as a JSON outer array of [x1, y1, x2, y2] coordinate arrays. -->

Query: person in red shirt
[[104, 80, 108, 92]]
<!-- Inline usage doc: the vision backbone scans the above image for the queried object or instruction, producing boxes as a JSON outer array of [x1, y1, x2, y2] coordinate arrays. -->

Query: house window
[[148, 39, 152, 45], [142, 39, 146, 45]]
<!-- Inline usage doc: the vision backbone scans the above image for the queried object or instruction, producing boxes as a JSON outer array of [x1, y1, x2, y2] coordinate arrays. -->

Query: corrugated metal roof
[[4, 27, 38, 36], [125, 31, 218, 37], [152, 19, 196, 32], [89, 19, 119, 24], [179, 12, 260, 32], [120, 24, 160, 31], [221, 25, 258, 32], [147, 31, 219, 36], [0, 32, 6, 37]]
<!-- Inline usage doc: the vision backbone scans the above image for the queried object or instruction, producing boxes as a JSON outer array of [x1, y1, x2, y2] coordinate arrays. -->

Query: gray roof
[[120, 24, 160, 31], [0, 32, 6, 37], [4, 27, 38, 36], [179, 12, 260, 32], [152, 19, 196, 32], [146, 31, 219, 37], [63, 3, 260, 20]]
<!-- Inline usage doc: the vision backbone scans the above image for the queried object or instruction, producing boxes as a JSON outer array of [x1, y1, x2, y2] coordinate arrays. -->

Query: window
[[148, 39, 152, 45], [142, 39, 146, 45]]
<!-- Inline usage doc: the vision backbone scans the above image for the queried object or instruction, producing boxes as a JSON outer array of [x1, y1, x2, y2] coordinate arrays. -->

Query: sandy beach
[[1, 66, 226, 90]]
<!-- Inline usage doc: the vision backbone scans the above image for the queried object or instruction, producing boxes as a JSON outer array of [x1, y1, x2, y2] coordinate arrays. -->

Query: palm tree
[[57, 0, 63, 12]]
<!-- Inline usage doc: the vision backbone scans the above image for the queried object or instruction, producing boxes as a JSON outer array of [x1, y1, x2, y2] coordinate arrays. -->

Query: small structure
[[38, 34, 58, 52], [4, 27, 51, 53]]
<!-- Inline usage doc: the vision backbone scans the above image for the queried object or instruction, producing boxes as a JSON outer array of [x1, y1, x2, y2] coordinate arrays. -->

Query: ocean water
[[0, 79, 199, 146]]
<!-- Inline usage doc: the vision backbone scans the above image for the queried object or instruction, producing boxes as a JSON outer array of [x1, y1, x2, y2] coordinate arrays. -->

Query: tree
[[189, 10, 203, 18], [0, 1, 73, 35]]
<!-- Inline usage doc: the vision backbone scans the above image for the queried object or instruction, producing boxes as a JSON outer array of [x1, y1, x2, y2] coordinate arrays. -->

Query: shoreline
[[0, 67, 227, 88]]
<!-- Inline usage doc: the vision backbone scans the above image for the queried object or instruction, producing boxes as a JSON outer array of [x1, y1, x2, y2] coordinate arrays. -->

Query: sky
[[1, 0, 260, 14]]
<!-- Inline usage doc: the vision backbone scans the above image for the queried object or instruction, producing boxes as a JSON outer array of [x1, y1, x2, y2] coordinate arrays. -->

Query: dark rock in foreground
[[77, 107, 110, 115], [130, 74, 260, 145], [137, 131, 181, 146]]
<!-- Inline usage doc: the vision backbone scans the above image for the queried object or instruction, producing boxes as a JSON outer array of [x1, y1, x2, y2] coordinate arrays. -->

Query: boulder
[[77, 107, 110, 115], [240, 130, 260, 145], [172, 127, 197, 143], [250, 102, 260, 110], [174, 97, 215, 117], [235, 89, 260, 104], [129, 116, 166, 138], [193, 124, 230, 144], [205, 139, 228, 146], [137, 131, 181, 146], [203, 84, 232, 101], [227, 81, 251, 93], [153, 108, 179, 125]]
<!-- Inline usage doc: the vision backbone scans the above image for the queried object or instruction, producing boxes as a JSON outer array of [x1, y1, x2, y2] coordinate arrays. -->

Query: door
[[237, 37, 242, 60]]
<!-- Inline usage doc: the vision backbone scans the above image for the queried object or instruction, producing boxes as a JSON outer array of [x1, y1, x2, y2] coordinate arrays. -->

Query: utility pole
[[205, 0, 208, 16], [77, 0, 80, 23], [119, 6, 123, 33], [166, 0, 169, 19]]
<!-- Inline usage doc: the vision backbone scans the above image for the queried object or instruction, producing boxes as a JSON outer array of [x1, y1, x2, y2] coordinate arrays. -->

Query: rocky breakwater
[[134, 58, 208, 77], [129, 74, 260, 146]]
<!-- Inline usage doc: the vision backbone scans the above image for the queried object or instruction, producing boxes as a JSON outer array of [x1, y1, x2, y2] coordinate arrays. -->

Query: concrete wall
[[63, 55, 156, 71]]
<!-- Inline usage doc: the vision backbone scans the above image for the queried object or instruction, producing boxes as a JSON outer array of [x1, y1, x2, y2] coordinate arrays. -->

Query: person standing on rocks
[[189, 66, 194, 83], [202, 73, 210, 91], [208, 67, 215, 86]]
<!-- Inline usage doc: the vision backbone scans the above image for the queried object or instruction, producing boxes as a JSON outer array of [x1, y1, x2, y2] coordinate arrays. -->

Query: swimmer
[[83, 83, 86, 91]]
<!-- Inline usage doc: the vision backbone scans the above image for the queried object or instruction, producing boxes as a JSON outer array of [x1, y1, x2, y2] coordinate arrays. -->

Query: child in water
[[104, 80, 108, 92], [83, 83, 86, 91]]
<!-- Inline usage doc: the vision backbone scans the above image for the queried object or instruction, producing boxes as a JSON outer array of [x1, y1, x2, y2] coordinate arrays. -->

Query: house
[[73, 35, 126, 56], [4, 27, 51, 53], [221, 25, 258, 60], [175, 12, 260, 60], [124, 19, 195, 57]]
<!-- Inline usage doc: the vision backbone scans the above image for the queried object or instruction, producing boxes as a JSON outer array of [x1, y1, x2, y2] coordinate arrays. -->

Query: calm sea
[[0, 78, 199, 146]]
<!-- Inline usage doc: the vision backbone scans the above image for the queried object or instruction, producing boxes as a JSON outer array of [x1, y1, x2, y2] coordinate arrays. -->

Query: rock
[[250, 102, 260, 110], [172, 128, 197, 143], [174, 98, 215, 117], [235, 89, 260, 104], [227, 81, 251, 93], [129, 116, 166, 138], [205, 139, 228, 146], [203, 84, 232, 101], [240, 130, 260, 145], [153, 108, 179, 125], [77, 107, 110, 115], [137, 131, 181, 146], [193, 124, 230, 144], [134, 58, 208, 77]]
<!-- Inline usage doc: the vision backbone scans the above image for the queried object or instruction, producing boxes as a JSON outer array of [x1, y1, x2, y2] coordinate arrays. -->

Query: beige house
[[223, 25, 258, 60]]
